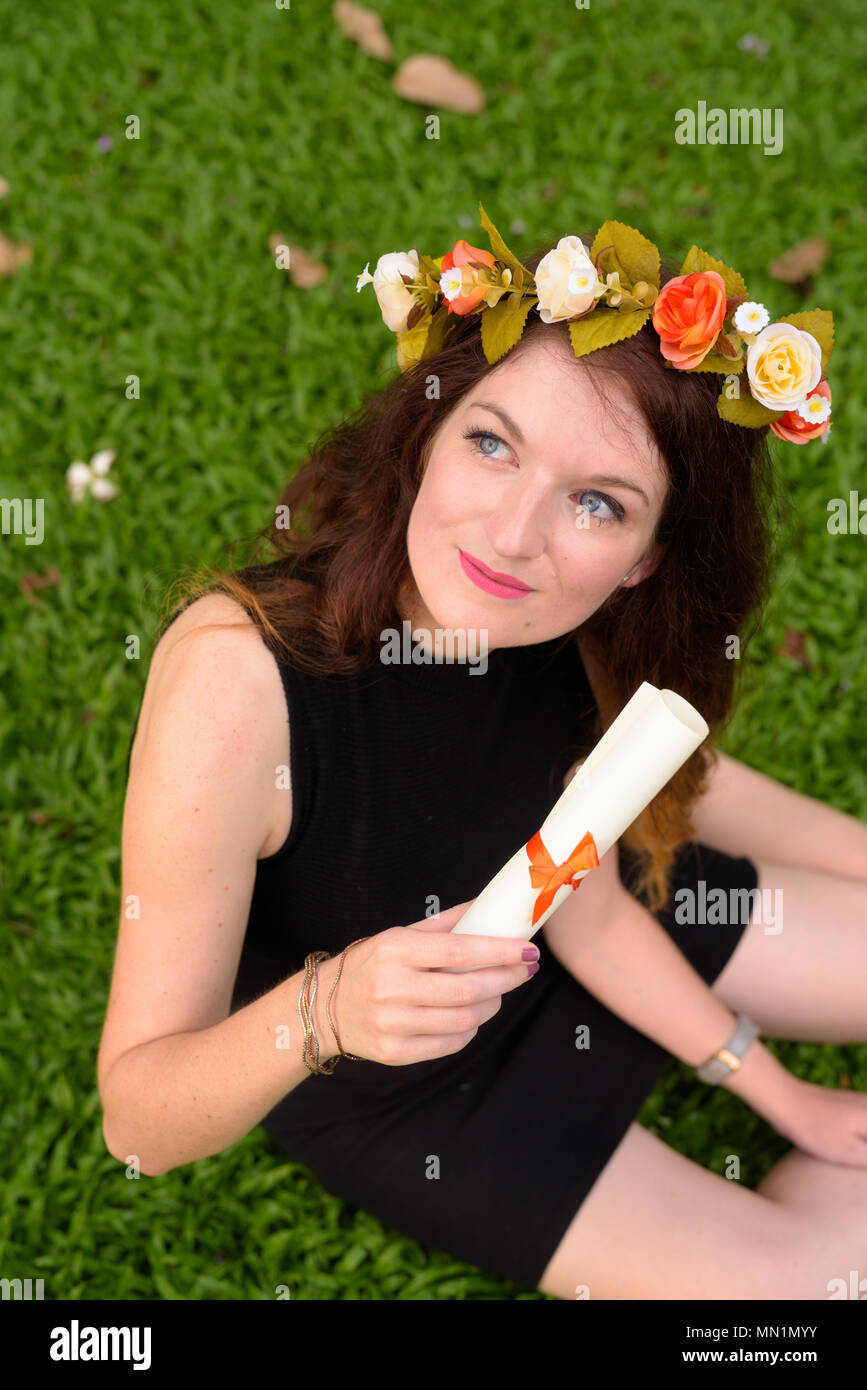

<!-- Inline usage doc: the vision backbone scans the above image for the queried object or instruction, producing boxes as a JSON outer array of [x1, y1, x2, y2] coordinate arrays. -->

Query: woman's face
[[401, 332, 670, 651]]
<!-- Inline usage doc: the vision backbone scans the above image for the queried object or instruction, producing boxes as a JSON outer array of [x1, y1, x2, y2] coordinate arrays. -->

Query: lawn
[[1, 0, 865, 1300]]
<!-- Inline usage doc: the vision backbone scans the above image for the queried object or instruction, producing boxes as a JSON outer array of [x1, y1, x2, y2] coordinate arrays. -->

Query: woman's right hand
[[327, 901, 541, 1066]]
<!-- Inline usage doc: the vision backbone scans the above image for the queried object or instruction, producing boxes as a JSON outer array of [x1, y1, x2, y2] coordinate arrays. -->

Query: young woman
[[98, 224, 867, 1300]]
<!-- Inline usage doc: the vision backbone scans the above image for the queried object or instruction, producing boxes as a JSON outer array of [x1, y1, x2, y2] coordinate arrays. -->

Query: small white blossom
[[439, 265, 464, 301], [794, 393, 831, 424], [355, 262, 374, 291], [733, 301, 769, 334], [65, 449, 118, 504]]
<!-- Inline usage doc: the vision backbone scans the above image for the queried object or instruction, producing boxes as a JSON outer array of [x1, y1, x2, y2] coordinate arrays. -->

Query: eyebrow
[[469, 400, 651, 506]]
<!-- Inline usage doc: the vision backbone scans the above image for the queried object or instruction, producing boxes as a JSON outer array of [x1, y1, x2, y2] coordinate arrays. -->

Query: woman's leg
[[709, 860, 867, 1042], [537, 1121, 864, 1301]]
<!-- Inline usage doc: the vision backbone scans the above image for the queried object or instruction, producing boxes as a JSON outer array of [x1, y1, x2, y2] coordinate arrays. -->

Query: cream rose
[[370, 249, 421, 332], [746, 322, 823, 411], [534, 236, 606, 323]]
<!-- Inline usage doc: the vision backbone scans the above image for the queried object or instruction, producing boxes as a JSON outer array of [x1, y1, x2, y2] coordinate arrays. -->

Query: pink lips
[[459, 549, 534, 599]]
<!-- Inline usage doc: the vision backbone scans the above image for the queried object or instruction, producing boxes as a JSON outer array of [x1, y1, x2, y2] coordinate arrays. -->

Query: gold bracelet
[[298, 951, 339, 1075], [327, 937, 371, 1062]]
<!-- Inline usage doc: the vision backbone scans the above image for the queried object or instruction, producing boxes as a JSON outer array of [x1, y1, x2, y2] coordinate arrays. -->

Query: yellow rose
[[534, 236, 606, 323], [746, 322, 823, 411]]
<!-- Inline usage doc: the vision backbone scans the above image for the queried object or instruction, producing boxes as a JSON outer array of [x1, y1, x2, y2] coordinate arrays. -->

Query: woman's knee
[[537, 1122, 840, 1301]]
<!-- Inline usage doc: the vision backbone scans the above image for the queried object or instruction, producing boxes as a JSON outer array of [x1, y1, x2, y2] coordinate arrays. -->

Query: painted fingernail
[[526, 961, 540, 977], [522, 947, 540, 961]]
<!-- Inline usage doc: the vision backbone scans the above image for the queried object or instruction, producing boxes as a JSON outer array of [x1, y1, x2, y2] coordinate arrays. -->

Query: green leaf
[[688, 350, 746, 374], [678, 245, 747, 301], [416, 252, 444, 282], [478, 202, 532, 285], [776, 309, 834, 371], [590, 221, 660, 291], [716, 390, 782, 426], [481, 294, 537, 364], [395, 302, 452, 372], [568, 307, 649, 357]]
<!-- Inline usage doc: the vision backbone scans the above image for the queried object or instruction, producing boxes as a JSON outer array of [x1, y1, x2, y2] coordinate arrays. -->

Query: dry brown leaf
[[268, 234, 327, 288], [288, 246, 327, 288], [333, 0, 394, 61], [0, 231, 33, 276], [777, 626, 811, 667], [768, 237, 829, 283], [392, 54, 486, 115], [19, 565, 60, 607]]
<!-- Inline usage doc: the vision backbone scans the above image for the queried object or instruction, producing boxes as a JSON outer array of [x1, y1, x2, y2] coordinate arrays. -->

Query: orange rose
[[652, 270, 727, 370], [439, 239, 497, 315], [769, 380, 832, 443]]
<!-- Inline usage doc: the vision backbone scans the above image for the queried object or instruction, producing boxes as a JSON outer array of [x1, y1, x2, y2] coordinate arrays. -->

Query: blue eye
[[576, 491, 624, 525], [462, 427, 511, 460]]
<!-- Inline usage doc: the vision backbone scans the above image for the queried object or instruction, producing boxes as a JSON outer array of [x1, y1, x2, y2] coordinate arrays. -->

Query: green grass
[[1, 0, 865, 1300]]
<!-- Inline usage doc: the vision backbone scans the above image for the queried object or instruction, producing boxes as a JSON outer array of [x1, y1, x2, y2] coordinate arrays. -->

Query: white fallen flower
[[65, 449, 118, 503]]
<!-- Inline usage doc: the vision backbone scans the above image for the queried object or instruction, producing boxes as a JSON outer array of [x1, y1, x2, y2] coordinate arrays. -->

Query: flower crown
[[356, 202, 834, 444]]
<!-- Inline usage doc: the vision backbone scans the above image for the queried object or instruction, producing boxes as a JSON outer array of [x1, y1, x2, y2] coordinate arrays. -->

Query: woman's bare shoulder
[[130, 590, 292, 857]]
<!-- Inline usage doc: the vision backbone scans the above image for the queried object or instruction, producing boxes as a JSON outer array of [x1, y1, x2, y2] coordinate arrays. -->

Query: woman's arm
[[98, 594, 341, 1177], [690, 750, 867, 882]]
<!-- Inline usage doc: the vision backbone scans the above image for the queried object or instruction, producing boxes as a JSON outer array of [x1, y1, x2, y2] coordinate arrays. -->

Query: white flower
[[65, 449, 118, 504], [733, 301, 770, 334], [794, 392, 831, 424], [355, 262, 374, 291], [370, 249, 421, 332], [746, 322, 823, 411], [439, 265, 464, 302], [534, 236, 607, 323]]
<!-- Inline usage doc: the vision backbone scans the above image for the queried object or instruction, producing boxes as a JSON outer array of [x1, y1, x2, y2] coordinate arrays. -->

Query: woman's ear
[[625, 541, 665, 586]]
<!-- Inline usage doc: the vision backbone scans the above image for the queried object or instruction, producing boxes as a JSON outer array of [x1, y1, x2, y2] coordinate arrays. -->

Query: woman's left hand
[[774, 1076, 867, 1167]]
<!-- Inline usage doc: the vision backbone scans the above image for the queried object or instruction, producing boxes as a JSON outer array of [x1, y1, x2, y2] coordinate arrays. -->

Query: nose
[[486, 475, 553, 559]]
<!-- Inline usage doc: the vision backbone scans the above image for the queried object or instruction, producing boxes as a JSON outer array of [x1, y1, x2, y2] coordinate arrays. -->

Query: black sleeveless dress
[[126, 566, 758, 1292]]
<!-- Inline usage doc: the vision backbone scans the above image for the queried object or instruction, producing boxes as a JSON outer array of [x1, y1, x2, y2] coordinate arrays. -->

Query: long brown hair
[[161, 237, 784, 912]]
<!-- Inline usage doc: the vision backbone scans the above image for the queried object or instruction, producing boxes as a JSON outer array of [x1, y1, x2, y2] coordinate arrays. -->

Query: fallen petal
[[0, 231, 33, 276], [66, 461, 93, 489], [391, 54, 486, 115], [332, 0, 394, 61], [89, 449, 117, 474], [286, 245, 328, 288], [90, 477, 119, 501]]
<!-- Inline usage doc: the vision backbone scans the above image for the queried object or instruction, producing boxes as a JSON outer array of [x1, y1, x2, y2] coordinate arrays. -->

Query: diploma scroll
[[449, 682, 708, 946]]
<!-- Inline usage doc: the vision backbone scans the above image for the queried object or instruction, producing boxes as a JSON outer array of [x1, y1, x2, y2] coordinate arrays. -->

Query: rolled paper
[[449, 682, 708, 946]]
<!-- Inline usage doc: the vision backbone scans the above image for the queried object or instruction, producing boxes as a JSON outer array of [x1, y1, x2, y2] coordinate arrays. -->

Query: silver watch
[[696, 1014, 760, 1084]]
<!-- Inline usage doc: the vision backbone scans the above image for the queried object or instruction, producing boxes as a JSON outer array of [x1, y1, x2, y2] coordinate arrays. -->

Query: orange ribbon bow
[[525, 828, 600, 926]]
